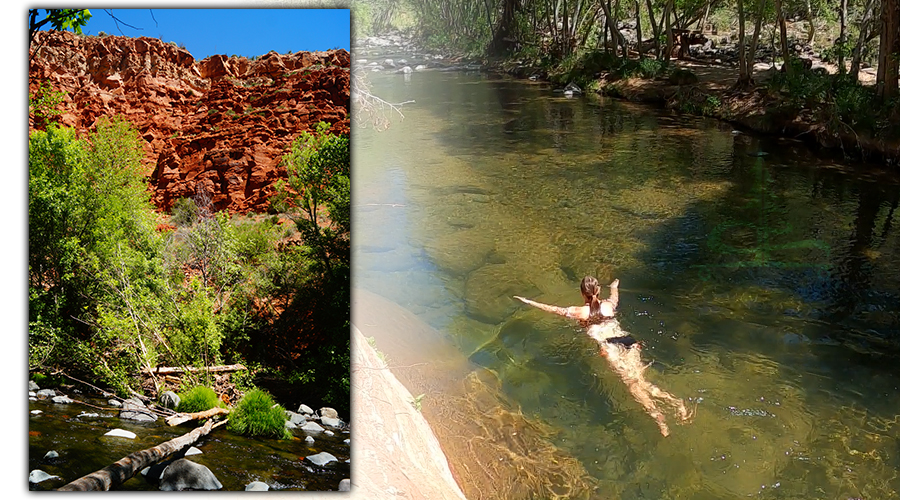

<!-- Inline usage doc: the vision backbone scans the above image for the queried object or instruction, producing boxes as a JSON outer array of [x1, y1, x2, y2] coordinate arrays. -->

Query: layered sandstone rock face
[[29, 30, 350, 213]]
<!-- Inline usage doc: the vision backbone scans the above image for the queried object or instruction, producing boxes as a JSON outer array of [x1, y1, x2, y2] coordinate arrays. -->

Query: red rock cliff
[[29, 30, 350, 213]]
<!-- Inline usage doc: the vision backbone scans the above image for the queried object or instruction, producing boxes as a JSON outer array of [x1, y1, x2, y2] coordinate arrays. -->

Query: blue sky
[[36, 8, 350, 60]]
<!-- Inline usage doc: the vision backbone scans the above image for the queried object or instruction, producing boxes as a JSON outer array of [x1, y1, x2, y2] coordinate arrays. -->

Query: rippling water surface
[[354, 68, 900, 499]]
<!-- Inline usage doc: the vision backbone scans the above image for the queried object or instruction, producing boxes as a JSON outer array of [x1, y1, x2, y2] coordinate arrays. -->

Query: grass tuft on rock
[[176, 386, 222, 413], [227, 388, 292, 439]]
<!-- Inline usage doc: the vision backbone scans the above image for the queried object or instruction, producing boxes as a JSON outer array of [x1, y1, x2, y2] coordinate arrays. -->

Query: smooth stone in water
[[298, 404, 314, 414], [29, 380, 40, 391], [339, 478, 351, 491], [184, 446, 202, 456], [306, 452, 338, 466], [77, 412, 99, 418], [51, 395, 73, 404], [43, 450, 59, 460], [319, 407, 339, 419], [245, 481, 269, 491], [104, 429, 137, 439], [31, 410, 42, 415], [159, 459, 222, 491], [301, 421, 325, 433], [305, 436, 315, 444], [321, 416, 342, 428], [36, 389, 56, 398], [29, 470, 61, 483], [324, 430, 334, 437], [108, 399, 122, 407]]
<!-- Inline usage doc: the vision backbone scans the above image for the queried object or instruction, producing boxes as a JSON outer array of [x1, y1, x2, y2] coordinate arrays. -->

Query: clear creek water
[[353, 67, 900, 499]]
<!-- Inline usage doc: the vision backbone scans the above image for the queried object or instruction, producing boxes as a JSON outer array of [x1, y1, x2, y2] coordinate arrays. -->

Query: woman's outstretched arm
[[513, 296, 588, 321]]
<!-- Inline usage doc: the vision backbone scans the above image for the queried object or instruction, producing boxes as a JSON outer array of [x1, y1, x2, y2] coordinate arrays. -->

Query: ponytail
[[589, 295, 601, 319]]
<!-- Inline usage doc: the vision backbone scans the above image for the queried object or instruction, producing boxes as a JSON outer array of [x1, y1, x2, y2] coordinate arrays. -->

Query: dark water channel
[[28, 393, 350, 491], [353, 64, 900, 499]]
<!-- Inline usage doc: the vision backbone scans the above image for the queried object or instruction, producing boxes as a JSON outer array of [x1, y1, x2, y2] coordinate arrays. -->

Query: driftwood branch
[[57, 418, 228, 491], [166, 406, 230, 426], [143, 364, 246, 375]]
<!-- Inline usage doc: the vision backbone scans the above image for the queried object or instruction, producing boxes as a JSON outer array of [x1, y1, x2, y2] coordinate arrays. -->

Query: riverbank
[[355, 31, 898, 165], [488, 55, 899, 165]]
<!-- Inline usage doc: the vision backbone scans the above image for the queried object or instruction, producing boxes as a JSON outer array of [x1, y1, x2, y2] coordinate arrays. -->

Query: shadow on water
[[354, 68, 900, 499]]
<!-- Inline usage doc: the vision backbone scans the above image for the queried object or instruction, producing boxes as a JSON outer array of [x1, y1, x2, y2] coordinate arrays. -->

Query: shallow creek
[[353, 63, 900, 499]]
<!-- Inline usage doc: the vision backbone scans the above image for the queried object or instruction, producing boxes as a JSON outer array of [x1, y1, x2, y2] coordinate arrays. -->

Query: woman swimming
[[515, 277, 692, 437]]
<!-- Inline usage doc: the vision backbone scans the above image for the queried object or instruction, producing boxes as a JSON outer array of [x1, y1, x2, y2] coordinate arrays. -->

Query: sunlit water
[[353, 66, 900, 499], [28, 394, 350, 491]]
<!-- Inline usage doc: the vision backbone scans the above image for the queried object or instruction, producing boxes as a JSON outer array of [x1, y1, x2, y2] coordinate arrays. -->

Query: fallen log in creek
[[56, 418, 228, 491], [143, 364, 247, 375], [166, 406, 230, 426]]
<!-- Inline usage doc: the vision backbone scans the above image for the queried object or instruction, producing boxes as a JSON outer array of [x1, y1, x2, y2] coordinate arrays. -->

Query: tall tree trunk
[[876, 0, 900, 101], [806, 0, 816, 44], [746, 0, 767, 80], [487, 0, 519, 56], [838, 0, 847, 72], [600, 0, 626, 57], [645, 0, 661, 57], [664, 0, 674, 62], [850, 0, 879, 80], [775, 0, 792, 77], [737, 0, 749, 83], [636, 0, 644, 58]]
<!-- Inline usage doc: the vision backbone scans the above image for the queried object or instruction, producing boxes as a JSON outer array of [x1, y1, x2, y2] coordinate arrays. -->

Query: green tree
[[29, 9, 92, 46]]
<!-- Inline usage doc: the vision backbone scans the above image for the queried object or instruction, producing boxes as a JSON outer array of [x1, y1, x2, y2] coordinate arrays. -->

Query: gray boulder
[[159, 391, 180, 410], [339, 478, 351, 491], [245, 481, 269, 491], [321, 416, 342, 428], [286, 411, 306, 426], [29, 469, 61, 484], [36, 389, 56, 398], [298, 404, 314, 415], [319, 407, 339, 419], [120, 398, 156, 422], [159, 459, 222, 491], [301, 421, 325, 433], [305, 452, 338, 467], [29, 380, 40, 391]]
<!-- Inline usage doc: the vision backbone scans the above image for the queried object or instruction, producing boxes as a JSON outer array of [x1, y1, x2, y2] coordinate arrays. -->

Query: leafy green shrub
[[29, 81, 66, 128], [171, 197, 199, 226], [227, 388, 291, 439], [176, 386, 221, 413]]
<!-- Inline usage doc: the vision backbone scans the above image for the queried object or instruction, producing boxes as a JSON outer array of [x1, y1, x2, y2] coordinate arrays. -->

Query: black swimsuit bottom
[[605, 334, 638, 348]]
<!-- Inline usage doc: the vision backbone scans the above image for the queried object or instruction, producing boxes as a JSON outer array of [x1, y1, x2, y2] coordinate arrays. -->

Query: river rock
[[285, 420, 297, 430], [344, 439, 350, 444], [51, 395, 73, 404], [36, 389, 56, 398], [184, 446, 203, 456], [319, 407, 339, 419], [246, 481, 269, 491], [29, 380, 40, 391], [120, 398, 157, 422], [77, 412, 99, 418], [29, 469, 61, 484], [108, 399, 122, 407], [324, 430, 335, 437], [159, 391, 180, 409], [339, 478, 351, 491], [298, 404, 314, 415], [159, 459, 222, 491], [286, 410, 306, 425], [43, 450, 59, 461], [306, 452, 338, 466], [104, 428, 137, 439], [305, 436, 315, 444], [301, 421, 325, 433], [31, 410, 42, 415], [321, 416, 342, 428]]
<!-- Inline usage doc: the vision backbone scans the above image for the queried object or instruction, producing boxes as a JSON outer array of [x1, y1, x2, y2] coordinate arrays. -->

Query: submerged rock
[[36, 389, 56, 398], [301, 421, 325, 433], [159, 459, 222, 491], [51, 395, 73, 404]]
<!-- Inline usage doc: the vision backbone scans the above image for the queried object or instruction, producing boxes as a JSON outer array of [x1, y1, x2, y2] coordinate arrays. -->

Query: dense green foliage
[[29, 9, 92, 45], [176, 385, 222, 413], [227, 388, 292, 439], [29, 116, 351, 413]]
